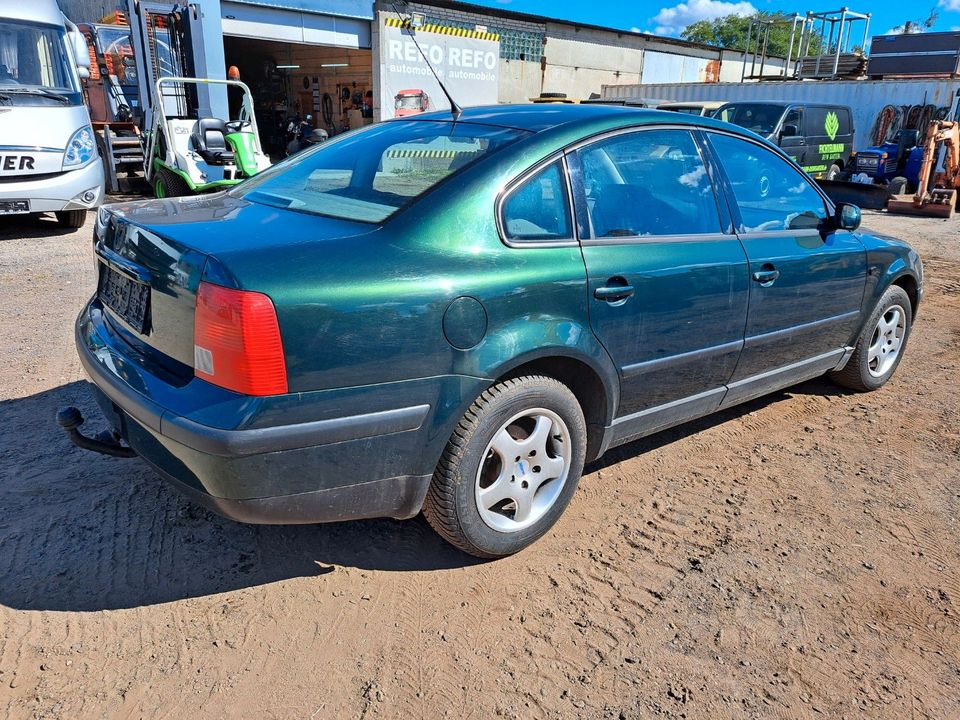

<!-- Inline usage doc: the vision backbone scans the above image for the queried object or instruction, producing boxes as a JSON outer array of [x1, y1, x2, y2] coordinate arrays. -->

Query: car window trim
[[700, 128, 836, 235], [563, 124, 729, 245], [495, 152, 579, 248]]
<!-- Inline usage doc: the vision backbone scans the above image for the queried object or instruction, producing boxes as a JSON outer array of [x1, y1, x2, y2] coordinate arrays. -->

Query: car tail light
[[193, 281, 288, 396]]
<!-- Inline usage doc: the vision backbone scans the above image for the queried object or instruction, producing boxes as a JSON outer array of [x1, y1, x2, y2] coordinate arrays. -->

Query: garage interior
[[221, 38, 373, 157]]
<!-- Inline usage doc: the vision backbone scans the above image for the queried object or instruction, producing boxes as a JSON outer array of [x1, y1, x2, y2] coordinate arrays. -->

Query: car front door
[[704, 131, 867, 407], [570, 127, 750, 438], [777, 106, 806, 167]]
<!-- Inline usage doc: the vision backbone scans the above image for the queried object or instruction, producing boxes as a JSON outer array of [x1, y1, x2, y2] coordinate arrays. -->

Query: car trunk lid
[[95, 192, 377, 378]]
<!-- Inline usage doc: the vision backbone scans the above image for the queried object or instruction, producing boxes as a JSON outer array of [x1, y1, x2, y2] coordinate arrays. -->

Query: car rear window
[[234, 120, 530, 223]]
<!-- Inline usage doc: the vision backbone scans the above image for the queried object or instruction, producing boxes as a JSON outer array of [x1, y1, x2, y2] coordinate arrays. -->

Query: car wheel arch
[[483, 349, 619, 462], [890, 272, 920, 319]]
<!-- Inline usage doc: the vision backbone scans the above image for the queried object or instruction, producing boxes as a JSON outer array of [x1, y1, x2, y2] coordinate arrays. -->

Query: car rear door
[[569, 126, 750, 435], [800, 105, 854, 178], [777, 106, 806, 166], [704, 131, 867, 407]]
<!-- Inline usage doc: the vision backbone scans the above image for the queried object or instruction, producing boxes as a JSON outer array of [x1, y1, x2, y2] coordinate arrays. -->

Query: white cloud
[[650, 0, 757, 36], [939, 0, 960, 11]]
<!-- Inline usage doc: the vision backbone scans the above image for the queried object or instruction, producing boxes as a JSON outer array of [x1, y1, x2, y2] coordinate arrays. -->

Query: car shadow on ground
[[0, 378, 851, 612], [0, 214, 84, 240]]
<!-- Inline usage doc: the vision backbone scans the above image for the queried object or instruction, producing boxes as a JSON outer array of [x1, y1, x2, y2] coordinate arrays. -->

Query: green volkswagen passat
[[69, 104, 923, 557]]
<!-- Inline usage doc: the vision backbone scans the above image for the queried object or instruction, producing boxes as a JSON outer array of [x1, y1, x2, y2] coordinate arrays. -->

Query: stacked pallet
[[798, 53, 867, 79]]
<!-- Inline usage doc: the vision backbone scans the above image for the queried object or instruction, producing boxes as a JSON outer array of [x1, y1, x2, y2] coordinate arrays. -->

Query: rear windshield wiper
[[4, 88, 71, 104]]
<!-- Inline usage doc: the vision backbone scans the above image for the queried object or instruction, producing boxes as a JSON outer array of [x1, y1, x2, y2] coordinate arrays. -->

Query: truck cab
[[0, 1, 105, 227], [714, 102, 854, 180]]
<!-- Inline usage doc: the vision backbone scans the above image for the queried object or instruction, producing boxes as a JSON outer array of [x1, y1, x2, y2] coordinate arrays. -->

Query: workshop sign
[[379, 18, 500, 121]]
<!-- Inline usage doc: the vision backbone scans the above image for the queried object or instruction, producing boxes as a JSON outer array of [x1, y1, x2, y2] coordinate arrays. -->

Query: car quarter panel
[[857, 231, 924, 318], [210, 119, 643, 400]]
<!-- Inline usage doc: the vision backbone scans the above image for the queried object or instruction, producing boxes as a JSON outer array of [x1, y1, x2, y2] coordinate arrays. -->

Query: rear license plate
[[0, 200, 29, 215], [99, 264, 151, 334]]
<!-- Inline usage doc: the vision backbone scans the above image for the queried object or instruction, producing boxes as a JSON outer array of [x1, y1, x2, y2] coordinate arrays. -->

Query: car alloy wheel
[[867, 304, 906, 378], [474, 408, 570, 533]]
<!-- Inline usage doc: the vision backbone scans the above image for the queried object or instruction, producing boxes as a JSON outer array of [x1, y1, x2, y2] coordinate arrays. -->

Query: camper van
[[0, 1, 104, 228]]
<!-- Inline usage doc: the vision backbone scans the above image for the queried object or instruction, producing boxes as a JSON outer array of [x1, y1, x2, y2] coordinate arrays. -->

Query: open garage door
[[221, 1, 370, 47], [221, 37, 373, 156]]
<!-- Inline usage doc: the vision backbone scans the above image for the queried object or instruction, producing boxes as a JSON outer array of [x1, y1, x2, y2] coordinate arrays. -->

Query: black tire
[[826, 163, 842, 181], [423, 376, 587, 558], [829, 285, 912, 392], [54, 210, 87, 228], [887, 176, 909, 198], [154, 167, 191, 198]]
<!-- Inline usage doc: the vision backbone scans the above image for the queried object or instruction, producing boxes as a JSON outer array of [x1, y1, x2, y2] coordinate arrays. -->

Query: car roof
[[405, 103, 738, 134], [660, 100, 727, 108], [719, 101, 850, 110]]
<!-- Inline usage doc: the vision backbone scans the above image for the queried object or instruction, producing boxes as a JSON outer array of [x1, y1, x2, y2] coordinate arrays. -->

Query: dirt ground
[[0, 208, 958, 720]]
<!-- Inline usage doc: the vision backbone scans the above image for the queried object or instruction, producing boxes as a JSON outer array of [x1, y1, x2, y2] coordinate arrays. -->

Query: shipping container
[[602, 79, 960, 150]]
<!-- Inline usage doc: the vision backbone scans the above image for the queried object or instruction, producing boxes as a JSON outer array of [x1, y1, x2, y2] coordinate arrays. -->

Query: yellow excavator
[[887, 120, 960, 219]]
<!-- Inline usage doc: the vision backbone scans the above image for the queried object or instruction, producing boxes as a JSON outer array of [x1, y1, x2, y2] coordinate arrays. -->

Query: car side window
[[501, 160, 572, 242], [576, 129, 722, 238], [708, 133, 828, 233], [783, 108, 801, 135], [805, 106, 851, 138]]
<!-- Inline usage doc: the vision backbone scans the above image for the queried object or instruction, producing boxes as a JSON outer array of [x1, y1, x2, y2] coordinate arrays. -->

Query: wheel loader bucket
[[815, 179, 890, 211]]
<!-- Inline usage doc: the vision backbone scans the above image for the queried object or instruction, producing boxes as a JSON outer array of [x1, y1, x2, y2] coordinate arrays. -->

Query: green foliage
[[682, 11, 822, 57]]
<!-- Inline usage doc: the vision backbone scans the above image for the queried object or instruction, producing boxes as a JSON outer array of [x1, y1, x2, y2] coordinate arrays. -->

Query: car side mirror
[[781, 123, 799, 138], [836, 202, 861, 231]]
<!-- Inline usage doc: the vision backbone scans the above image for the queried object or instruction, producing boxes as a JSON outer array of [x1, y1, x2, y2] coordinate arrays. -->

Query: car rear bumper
[[75, 299, 466, 524]]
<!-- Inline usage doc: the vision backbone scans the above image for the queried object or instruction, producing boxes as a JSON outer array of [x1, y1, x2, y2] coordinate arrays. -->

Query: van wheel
[[829, 285, 912, 392], [826, 163, 842, 181], [154, 168, 190, 198], [54, 210, 87, 229], [423, 376, 587, 558]]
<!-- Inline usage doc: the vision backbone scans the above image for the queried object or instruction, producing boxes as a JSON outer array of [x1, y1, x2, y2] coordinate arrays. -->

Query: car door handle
[[594, 284, 635, 302], [752, 267, 780, 286]]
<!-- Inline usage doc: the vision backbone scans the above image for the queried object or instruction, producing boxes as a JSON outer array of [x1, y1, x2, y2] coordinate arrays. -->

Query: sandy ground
[[0, 208, 958, 720]]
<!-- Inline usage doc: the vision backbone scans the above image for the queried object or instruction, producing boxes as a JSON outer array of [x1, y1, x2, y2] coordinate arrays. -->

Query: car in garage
[[68, 104, 923, 558]]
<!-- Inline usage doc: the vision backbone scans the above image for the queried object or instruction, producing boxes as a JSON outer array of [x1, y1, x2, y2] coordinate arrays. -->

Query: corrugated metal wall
[[602, 79, 960, 149]]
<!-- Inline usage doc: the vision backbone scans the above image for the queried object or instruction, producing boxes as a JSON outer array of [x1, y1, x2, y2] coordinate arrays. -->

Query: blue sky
[[465, 0, 960, 38]]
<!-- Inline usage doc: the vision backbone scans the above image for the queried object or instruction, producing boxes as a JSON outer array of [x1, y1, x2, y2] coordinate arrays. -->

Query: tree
[[682, 11, 822, 57], [890, 7, 938, 34]]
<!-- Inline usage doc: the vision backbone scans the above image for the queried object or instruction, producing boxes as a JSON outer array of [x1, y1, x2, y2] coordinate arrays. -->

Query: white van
[[0, 1, 105, 228]]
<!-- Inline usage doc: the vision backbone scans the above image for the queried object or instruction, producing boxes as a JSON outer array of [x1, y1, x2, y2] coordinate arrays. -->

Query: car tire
[[887, 176, 909, 198], [423, 375, 587, 558], [826, 163, 842, 181], [829, 285, 912, 392], [154, 168, 190, 198], [54, 210, 87, 229]]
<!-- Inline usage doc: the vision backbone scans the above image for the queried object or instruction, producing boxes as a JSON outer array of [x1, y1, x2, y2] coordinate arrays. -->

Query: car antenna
[[391, 2, 463, 121]]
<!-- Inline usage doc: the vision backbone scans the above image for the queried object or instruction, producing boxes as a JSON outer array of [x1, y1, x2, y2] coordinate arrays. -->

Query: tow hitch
[[56, 406, 137, 458]]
